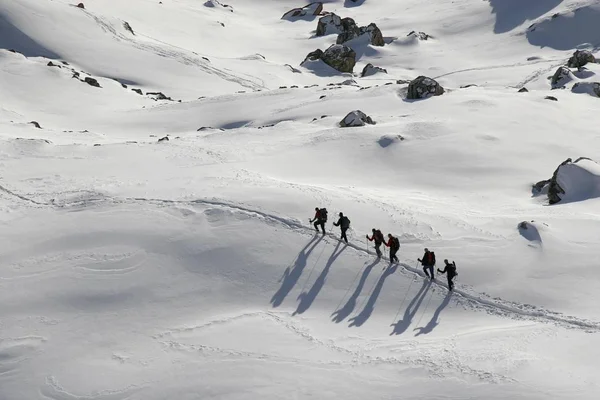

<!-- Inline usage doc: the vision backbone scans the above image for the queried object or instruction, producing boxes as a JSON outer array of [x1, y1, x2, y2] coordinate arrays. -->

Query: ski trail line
[[3, 185, 600, 332]]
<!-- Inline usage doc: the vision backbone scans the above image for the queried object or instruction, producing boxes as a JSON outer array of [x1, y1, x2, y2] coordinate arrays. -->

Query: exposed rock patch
[[339, 110, 375, 127], [407, 76, 444, 99]]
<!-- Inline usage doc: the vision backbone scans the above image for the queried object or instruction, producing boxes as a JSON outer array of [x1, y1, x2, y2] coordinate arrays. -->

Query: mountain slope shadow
[[527, 5, 600, 50], [270, 235, 323, 307], [488, 0, 563, 34], [294, 241, 347, 316], [413, 291, 452, 336], [331, 259, 379, 323], [390, 279, 432, 335], [0, 14, 61, 58], [348, 264, 397, 327]]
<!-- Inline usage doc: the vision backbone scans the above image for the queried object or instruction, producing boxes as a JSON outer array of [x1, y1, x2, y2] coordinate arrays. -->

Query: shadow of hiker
[[270, 235, 323, 307], [331, 259, 379, 323], [294, 241, 347, 316], [348, 264, 397, 327], [414, 291, 452, 336], [390, 279, 432, 336]]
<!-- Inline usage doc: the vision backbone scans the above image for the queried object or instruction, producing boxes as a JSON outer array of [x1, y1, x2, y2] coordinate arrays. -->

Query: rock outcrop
[[407, 76, 444, 99], [361, 63, 387, 77], [534, 157, 600, 204], [339, 110, 375, 127], [567, 50, 596, 70], [336, 21, 384, 47], [321, 45, 356, 73], [282, 2, 323, 20], [550, 66, 575, 88], [303, 45, 356, 73], [407, 31, 432, 40], [316, 13, 343, 36]]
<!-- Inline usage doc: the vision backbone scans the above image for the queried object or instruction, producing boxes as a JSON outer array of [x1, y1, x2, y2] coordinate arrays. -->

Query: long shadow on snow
[[413, 291, 452, 336], [331, 259, 379, 323], [389, 279, 432, 335], [488, 0, 563, 34], [348, 264, 397, 327], [294, 241, 347, 316], [271, 235, 324, 307], [0, 14, 61, 58]]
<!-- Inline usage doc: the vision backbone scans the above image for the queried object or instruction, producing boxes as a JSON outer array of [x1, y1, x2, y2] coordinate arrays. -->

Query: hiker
[[438, 259, 458, 290], [333, 212, 350, 243], [309, 207, 328, 234], [383, 233, 400, 262], [418, 248, 436, 279], [366, 228, 385, 258]]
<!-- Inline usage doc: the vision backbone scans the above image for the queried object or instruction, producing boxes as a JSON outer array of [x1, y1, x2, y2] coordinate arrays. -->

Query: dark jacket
[[438, 262, 457, 277], [367, 230, 384, 244], [334, 216, 350, 229], [421, 251, 435, 267]]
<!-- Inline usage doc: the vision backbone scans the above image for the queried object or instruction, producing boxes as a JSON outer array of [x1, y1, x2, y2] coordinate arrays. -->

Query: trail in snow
[[80, 9, 267, 91], [2, 182, 598, 332]]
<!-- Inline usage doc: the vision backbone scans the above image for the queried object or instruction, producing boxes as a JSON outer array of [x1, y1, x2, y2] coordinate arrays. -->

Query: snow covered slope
[[2, 0, 600, 399]]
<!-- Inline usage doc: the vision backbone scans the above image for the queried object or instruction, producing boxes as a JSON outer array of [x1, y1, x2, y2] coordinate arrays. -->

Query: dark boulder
[[407, 76, 444, 99], [339, 110, 375, 127], [84, 77, 101, 88], [321, 44, 356, 73], [282, 2, 323, 20], [550, 66, 575, 88], [361, 63, 387, 77], [567, 50, 596, 70]]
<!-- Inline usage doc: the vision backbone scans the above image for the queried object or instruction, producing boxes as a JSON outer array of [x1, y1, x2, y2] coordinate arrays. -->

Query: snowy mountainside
[[1, 0, 600, 399]]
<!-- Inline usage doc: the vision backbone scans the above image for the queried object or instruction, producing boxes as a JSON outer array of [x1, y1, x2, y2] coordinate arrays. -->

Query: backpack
[[392, 237, 400, 250], [320, 208, 328, 221], [431, 251, 436, 265], [341, 216, 350, 228], [375, 230, 384, 242]]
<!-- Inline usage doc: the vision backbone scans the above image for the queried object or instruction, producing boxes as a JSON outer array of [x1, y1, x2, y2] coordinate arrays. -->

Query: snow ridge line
[[3, 186, 600, 332]]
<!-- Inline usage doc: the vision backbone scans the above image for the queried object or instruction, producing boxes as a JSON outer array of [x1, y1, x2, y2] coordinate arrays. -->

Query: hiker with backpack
[[418, 248, 436, 279], [333, 212, 350, 243], [438, 259, 458, 291], [309, 207, 328, 234], [366, 228, 385, 258], [383, 233, 400, 262]]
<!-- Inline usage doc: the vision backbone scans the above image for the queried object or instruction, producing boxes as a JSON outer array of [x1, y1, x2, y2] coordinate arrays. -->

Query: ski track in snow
[[153, 310, 517, 384], [80, 9, 266, 91], [2, 182, 599, 333], [40, 376, 141, 400]]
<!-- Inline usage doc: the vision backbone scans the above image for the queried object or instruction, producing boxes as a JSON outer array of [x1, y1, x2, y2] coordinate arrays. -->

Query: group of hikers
[[310, 207, 459, 290]]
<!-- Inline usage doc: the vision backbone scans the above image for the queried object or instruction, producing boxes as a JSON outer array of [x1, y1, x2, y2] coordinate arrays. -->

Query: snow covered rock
[[281, 2, 323, 20], [407, 76, 444, 99], [377, 134, 404, 147], [76, 3, 85, 9], [567, 50, 596, 70], [321, 44, 356, 73], [204, 0, 233, 11], [361, 63, 387, 77], [551, 66, 576, 88], [339, 110, 375, 127], [536, 157, 600, 204], [407, 31, 432, 40], [337, 21, 385, 47], [303, 49, 324, 63], [316, 13, 343, 36], [572, 82, 600, 98], [29, 121, 41, 129]]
